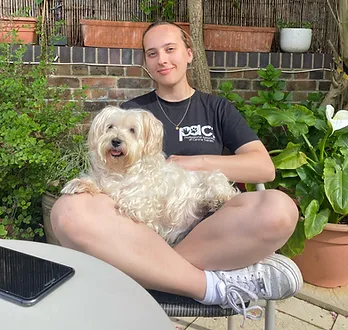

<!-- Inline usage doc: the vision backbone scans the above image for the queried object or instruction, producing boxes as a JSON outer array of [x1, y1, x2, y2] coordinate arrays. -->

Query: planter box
[[204, 24, 276, 52], [80, 20, 151, 49], [80, 20, 275, 52], [0, 17, 37, 44]]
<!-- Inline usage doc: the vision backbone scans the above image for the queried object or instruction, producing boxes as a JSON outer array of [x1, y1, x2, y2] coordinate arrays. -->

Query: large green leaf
[[277, 178, 299, 191], [296, 164, 322, 186], [0, 225, 7, 237], [341, 149, 348, 157], [324, 157, 348, 215], [250, 96, 266, 105], [304, 200, 330, 239], [272, 142, 308, 169], [314, 119, 327, 132], [281, 170, 299, 178], [334, 133, 348, 149], [280, 221, 305, 258], [273, 91, 285, 101], [295, 180, 323, 214], [257, 105, 316, 137]]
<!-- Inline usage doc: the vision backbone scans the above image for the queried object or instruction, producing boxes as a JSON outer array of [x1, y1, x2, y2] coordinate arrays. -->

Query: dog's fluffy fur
[[62, 106, 239, 245]]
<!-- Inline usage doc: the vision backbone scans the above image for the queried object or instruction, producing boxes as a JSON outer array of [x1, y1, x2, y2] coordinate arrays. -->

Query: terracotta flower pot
[[0, 17, 37, 44], [292, 223, 348, 288]]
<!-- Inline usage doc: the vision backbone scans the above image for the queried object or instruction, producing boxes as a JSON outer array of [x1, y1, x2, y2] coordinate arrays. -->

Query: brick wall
[[23, 45, 333, 115]]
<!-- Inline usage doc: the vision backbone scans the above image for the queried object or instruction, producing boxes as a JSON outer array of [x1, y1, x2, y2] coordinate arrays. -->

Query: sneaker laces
[[218, 273, 268, 327]]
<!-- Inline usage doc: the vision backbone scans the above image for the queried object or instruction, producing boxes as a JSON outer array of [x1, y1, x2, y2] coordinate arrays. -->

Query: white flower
[[326, 105, 348, 132]]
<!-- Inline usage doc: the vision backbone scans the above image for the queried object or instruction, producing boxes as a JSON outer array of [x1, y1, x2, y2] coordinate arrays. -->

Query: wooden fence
[[0, 0, 339, 53]]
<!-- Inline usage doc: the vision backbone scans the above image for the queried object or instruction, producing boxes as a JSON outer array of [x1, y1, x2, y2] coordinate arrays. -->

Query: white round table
[[0, 239, 174, 330]]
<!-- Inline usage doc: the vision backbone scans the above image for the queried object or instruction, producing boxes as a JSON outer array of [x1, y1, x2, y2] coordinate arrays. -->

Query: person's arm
[[167, 140, 275, 183]]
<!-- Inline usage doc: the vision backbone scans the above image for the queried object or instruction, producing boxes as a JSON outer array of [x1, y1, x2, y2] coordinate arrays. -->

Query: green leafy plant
[[46, 131, 90, 196], [276, 19, 312, 29], [230, 0, 241, 9], [0, 30, 87, 240], [140, 0, 177, 22], [274, 103, 348, 257], [219, 65, 348, 258], [218, 65, 291, 152]]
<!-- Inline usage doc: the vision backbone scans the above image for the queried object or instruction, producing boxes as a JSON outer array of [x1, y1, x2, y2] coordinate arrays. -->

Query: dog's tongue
[[111, 150, 122, 156]]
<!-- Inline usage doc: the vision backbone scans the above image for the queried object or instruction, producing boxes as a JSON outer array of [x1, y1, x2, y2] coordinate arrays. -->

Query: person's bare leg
[[51, 188, 299, 305], [51, 193, 206, 300], [174, 189, 298, 270]]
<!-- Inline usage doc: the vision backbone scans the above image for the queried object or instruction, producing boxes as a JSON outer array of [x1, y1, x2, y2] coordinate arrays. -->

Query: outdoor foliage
[[0, 31, 87, 240], [45, 131, 90, 196], [219, 64, 348, 258], [276, 19, 312, 29], [139, 0, 177, 21]]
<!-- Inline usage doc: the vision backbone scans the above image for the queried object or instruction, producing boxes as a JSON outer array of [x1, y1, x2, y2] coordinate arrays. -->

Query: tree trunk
[[339, 0, 348, 64], [322, 0, 348, 109], [321, 79, 348, 108], [187, 0, 212, 93]]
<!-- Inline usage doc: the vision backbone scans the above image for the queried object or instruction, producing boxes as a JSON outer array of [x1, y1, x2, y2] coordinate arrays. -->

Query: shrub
[[219, 65, 348, 257], [0, 34, 87, 239]]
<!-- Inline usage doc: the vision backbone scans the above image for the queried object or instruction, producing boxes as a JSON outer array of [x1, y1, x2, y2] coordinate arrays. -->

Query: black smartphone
[[0, 245, 75, 307]]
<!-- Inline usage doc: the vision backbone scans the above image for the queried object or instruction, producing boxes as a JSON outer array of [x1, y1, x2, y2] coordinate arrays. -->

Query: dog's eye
[[129, 128, 135, 134], [107, 125, 113, 130]]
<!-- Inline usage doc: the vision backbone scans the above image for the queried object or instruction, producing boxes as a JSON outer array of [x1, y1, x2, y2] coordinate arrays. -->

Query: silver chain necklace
[[156, 94, 192, 130]]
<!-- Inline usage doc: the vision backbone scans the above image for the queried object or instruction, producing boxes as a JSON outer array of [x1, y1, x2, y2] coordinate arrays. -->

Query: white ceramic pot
[[280, 28, 312, 53]]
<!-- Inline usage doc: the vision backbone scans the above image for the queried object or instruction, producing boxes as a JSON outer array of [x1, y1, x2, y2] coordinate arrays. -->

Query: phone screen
[[0, 245, 75, 306]]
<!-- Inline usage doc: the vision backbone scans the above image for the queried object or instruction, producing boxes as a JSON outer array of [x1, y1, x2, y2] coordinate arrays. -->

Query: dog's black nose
[[111, 138, 122, 148]]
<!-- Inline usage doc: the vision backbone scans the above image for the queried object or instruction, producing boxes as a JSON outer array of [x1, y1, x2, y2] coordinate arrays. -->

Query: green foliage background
[[0, 30, 87, 239], [219, 65, 348, 257]]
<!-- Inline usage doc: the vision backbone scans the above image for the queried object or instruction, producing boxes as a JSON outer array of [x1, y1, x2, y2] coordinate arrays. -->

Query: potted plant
[[219, 65, 348, 288], [264, 103, 348, 288], [277, 19, 313, 53], [43, 131, 89, 245]]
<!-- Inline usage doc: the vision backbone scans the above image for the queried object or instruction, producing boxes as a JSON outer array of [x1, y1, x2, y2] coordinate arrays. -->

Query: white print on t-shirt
[[179, 125, 215, 142]]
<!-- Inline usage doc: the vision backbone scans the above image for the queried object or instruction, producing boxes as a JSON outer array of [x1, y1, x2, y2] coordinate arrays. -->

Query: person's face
[[143, 24, 193, 88]]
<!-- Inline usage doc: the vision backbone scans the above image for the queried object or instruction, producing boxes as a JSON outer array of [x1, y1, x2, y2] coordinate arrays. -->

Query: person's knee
[[50, 194, 88, 248], [258, 189, 298, 241]]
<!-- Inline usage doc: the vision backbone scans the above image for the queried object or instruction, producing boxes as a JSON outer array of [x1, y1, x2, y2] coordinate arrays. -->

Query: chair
[[149, 290, 276, 330], [149, 183, 277, 330]]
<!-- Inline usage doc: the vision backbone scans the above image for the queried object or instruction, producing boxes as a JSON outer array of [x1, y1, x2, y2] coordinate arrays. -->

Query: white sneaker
[[214, 254, 303, 323]]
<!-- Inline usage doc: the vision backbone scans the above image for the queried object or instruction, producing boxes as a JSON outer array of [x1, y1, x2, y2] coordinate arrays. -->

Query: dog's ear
[[141, 111, 163, 156], [87, 107, 110, 151], [87, 113, 100, 152]]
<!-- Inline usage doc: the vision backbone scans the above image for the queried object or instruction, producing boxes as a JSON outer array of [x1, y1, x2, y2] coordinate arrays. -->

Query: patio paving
[[296, 282, 348, 317], [171, 282, 348, 330]]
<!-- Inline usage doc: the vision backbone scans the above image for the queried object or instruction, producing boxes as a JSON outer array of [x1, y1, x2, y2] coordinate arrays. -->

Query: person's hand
[[166, 155, 202, 171]]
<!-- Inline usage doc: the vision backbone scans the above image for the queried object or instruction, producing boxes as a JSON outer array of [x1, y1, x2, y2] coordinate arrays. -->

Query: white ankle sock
[[195, 271, 225, 305]]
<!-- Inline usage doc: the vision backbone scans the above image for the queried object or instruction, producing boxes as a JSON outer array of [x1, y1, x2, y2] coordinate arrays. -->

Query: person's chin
[[156, 76, 178, 87]]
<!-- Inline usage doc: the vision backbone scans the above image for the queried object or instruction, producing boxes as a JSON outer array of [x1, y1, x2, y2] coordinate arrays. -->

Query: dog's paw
[[205, 198, 227, 212], [204, 182, 239, 212], [61, 178, 101, 195]]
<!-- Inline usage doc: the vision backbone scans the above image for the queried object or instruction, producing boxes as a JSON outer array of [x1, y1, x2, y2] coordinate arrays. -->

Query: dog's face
[[88, 106, 163, 173]]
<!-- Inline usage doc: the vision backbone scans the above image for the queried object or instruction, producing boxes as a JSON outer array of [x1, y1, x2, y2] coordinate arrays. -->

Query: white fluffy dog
[[62, 106, 239, 245]]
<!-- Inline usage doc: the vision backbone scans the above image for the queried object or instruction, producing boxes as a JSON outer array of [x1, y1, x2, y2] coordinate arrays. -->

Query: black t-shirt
[[121, 90, 258, 156]]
